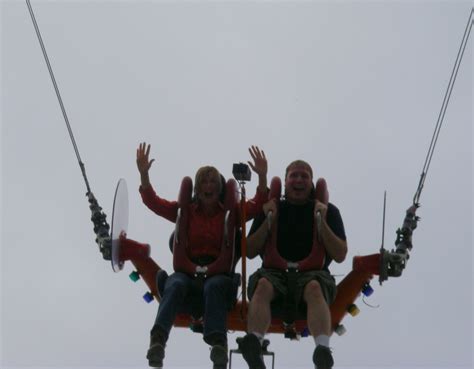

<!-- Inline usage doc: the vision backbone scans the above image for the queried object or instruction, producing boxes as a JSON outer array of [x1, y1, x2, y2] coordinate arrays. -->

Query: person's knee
[[206, 275, 231, 290], [204, 276, 231, 298], [304, 280, 324, 302], [252, 277, 274, 302], [165, 276, 188, 296]]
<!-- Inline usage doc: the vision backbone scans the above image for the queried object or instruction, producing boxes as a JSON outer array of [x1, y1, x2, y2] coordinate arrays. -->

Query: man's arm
[[247, 218, 269, 259], [247, 199, 277, 259], [316, 201, 348, 263], [320, 222, 348, 263]]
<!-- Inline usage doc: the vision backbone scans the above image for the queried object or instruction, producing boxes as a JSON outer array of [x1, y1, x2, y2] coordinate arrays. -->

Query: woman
[[136, 142, 268, 369]]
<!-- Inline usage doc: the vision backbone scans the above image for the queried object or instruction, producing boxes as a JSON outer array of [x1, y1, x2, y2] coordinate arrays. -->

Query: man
[[241, 160, 347, 369]]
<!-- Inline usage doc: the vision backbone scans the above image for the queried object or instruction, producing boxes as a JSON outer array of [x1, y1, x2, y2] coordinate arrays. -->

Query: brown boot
[[210, 344, 228, 369], [146, 328, 167, 368]]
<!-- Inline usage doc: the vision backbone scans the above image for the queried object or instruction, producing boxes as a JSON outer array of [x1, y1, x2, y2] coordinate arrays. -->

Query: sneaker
[[147, 331, 166, 368], [312, 345, 334, 369], [240, 334, 266, 369], [210, 344, 228, 369]]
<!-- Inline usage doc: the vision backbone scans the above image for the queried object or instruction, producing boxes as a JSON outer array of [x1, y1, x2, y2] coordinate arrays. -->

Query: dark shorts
[[247, 268, 337, 305]]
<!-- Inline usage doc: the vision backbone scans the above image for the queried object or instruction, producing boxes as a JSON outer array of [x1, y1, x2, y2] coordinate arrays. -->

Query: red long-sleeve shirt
[[139, 185, 267, 260]]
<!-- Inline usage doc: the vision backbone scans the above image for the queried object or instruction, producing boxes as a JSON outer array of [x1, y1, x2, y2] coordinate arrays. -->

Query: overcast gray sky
[[1, 1, 472, 368]]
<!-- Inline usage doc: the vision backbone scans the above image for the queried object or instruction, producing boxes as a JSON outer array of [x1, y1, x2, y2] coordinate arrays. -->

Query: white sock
[[251, 331, 265, 345], [314, 334, 330, 348]]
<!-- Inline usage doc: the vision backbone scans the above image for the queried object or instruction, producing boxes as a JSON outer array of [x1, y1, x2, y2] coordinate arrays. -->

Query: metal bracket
[[229, 338, 275, 369]]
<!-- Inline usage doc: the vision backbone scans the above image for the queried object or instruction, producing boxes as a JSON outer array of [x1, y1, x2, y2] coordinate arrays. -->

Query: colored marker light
[[143, 292, 154, 303], [348, 304, 360, 317], [129, 271, 140, 282], [334, 324, 346, 336], [362, 283, 374, 297]]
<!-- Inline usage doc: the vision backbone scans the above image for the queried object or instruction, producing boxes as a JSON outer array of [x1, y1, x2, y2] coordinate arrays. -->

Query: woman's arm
[[136, 142, 178, 222], [136, 142, 155, 189], [245, 145, 269, 219]]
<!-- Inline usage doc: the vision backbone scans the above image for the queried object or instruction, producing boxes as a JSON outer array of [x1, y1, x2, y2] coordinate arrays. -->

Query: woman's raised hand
[[247, 145, 267, 177], [136, 142, 155, 175]]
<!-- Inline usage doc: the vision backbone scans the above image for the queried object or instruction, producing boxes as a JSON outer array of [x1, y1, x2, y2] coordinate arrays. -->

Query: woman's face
[[197, 173, 221, 207]]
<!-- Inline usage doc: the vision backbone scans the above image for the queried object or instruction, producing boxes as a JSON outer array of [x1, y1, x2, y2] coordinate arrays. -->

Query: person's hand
[[247, 145, 267, 178], [315, 200, 328, 219], [263, 198, 277, 217], [136, 142, 155, 175]]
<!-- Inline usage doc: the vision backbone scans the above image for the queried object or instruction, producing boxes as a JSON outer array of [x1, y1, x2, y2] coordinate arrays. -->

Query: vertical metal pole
[[240, 183, 247, 319]]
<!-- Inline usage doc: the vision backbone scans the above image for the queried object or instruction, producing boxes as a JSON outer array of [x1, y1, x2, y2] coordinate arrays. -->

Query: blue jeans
[[154, 272, 234, 343]]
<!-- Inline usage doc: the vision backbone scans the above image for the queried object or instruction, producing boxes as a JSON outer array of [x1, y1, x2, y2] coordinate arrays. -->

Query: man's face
[[285, 165, 313, 204], [197, 173, 221, 207]]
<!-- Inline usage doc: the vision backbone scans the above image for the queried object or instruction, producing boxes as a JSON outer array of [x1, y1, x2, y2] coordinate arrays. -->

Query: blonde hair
[[285, 160, 313, 179], [194, 166, 222, 196]]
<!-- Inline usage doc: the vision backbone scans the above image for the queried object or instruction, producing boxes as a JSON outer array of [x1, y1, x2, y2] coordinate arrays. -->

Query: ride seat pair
[[159, 175, 330, 338]]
